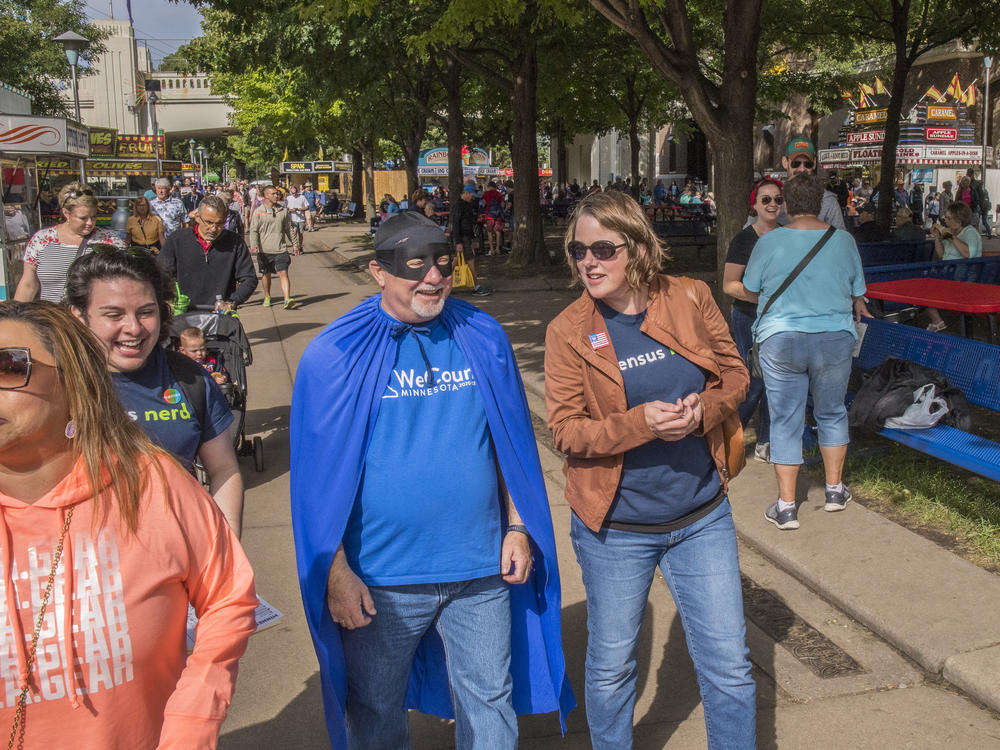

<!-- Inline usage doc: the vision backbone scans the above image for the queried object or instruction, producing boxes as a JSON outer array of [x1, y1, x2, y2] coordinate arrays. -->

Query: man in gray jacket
[[782, 135, 845, 229], [249, 184, 296, 309]]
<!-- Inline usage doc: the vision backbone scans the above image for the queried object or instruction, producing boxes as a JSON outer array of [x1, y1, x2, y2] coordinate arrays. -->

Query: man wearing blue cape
[[290, 211, 574, 749]]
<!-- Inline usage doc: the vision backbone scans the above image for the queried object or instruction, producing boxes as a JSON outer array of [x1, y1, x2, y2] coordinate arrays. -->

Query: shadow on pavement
[[220, 673, 329, 749]]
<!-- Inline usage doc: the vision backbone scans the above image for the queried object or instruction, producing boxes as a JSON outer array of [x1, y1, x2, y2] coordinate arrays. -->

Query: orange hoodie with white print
[[0, 454, 256, 749]]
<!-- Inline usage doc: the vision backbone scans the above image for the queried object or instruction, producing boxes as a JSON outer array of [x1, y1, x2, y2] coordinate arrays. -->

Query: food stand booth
[[0, 114, 89, 300], [38, 130, 184, 226]]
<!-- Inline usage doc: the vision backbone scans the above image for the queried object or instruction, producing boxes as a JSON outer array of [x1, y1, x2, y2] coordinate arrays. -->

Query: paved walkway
[[219, 221, 1000, 748]]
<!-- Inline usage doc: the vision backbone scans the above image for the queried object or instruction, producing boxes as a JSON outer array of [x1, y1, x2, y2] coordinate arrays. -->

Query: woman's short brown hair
[[58, 181, 98, 213], [782, 174, 825, 217], [563, 191, 667, 289], [947, 201, 973, 227], [410, 188, 431, 205]]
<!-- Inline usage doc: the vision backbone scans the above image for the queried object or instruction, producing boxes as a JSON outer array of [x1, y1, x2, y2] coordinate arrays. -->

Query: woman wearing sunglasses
[[544, 191, 754, 750], [0, 300, 255, 749], [723, 177, 782, 463], [66, 245, 244, 539], [13, 182, 126, 303], [742, 174, 868, 532]]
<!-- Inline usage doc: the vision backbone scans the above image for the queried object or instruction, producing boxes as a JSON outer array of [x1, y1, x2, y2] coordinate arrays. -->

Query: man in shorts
[[285, 184, 309, 254], [248, 185, 296, 309], [450, 184, 490, 296], [481, 181, 505, 255], [302, 182, 319, 232]]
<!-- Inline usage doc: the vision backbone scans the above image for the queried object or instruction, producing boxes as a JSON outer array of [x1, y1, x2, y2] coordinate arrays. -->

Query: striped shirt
[[24, 226, 126, 301]]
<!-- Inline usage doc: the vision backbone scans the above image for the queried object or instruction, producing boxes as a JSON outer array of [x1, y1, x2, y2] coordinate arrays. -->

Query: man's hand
[[327, 549, 376, 629], [501, 530, 532, 585], [644, 394, 703, 441]]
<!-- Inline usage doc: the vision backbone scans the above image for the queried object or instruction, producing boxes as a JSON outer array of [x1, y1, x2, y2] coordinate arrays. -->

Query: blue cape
[[290, 295, 575, 749]]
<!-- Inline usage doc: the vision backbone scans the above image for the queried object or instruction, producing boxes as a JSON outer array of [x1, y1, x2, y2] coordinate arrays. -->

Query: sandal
[[926, 321, 947, 332]]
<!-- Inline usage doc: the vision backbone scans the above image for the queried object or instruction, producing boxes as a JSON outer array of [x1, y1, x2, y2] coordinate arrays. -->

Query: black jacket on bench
[[159, 226, 258, 307]]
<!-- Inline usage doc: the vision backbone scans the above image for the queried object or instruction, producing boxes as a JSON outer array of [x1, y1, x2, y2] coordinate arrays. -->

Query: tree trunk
[[509, 43, 548, 266], [350, 146, 363, 216], [629, 118, 641, 200], [403, 153, 420, 199], [361, 140, 377, 219], [709, 132, 754, 290], [444, 56, 465, 210], [554, 118, 568, 187], [877, 11, 912, 233]]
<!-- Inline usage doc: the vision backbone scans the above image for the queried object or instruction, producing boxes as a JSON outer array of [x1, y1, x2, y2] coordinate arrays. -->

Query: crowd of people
[[1, 129, 992, 749]]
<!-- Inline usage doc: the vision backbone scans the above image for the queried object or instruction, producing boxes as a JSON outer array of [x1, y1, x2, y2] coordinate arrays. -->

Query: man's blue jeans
[[570, 501, 756, 750], [341, 575, 517, 750], [730, 306, 770, 444]]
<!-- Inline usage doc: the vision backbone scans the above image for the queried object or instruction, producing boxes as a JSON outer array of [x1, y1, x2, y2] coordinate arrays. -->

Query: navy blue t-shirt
[[599, 301, 720, 524], [112, 347, 234, 469], [343, 313, 501, 586]]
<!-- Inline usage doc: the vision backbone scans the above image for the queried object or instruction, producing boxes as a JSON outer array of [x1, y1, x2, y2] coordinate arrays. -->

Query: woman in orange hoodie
[[0, 301, 256, 749]]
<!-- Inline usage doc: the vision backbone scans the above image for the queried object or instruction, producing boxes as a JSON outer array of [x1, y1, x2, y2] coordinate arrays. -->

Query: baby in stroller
[[178, 326, 229, 386]]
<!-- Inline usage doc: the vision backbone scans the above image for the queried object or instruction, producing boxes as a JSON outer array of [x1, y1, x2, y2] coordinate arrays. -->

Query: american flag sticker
[[589, 332, 610, 350]]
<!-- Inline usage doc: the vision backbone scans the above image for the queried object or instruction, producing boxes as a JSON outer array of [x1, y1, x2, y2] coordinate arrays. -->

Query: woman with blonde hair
[[544, 191, 754, 749], [13, 182, 125, 302], [125, 195, 165, 252], [0, 300, 255, 748]]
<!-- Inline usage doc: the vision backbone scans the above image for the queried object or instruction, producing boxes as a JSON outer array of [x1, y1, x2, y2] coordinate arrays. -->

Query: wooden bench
[[852, 316, 1000, 480], [856, 240, 934, 267]]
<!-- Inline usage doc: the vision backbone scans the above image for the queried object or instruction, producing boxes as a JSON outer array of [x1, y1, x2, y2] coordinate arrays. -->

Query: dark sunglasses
[[568, 240, 627, 261], [790, 158, 815, 169], [759, 195, 784, 206], [67, 188, 95, 199], [0, 347, 56, 390]]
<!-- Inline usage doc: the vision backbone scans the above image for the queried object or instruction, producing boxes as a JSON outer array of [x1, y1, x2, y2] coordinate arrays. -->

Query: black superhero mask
[[373, 212, 454, 281]]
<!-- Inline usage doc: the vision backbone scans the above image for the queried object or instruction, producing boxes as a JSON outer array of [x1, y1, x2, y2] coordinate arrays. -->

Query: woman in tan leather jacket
[[544, 191, 755, 750]]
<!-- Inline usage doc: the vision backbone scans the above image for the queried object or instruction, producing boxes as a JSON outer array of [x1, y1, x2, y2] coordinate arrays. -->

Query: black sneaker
[[824, 486, 852, 512], [765, 501, 799, 530]]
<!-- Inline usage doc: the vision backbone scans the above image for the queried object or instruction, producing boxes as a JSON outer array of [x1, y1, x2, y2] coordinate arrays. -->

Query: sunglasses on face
[[0, 347, 56, 390], [759, 195, 784, 206], [790, 159, 815, 169], [568, 240, 627, 261]]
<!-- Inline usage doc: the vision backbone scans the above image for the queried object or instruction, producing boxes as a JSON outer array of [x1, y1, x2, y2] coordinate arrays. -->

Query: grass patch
[[808, 436, 1000, 570]]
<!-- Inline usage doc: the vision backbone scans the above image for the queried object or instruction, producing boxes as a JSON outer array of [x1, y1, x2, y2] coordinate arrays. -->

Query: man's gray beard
[[410, 287, 448, 319]]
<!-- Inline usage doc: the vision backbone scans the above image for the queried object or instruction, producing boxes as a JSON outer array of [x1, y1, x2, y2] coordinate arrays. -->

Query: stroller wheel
[[253, 436, 264, 472]]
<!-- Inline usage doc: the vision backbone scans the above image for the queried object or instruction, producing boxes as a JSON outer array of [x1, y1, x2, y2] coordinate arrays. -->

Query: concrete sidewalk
[[318, 219, 1000, 716]]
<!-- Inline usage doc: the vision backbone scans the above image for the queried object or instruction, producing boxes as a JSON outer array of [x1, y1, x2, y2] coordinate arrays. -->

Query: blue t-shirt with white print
[[599, 301, 720, 525], [343, 313, 501, 585]]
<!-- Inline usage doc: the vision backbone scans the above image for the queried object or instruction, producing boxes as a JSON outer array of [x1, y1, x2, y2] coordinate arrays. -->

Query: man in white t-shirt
[[285, 184, 309, 255]]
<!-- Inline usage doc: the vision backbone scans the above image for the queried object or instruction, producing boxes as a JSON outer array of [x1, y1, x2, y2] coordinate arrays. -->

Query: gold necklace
[[7, 507, 74, 749]]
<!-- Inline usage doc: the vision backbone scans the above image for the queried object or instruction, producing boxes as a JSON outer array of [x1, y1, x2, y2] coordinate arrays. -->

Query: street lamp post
[[146, 92, 161, 178], [983, 56, 994, 178], [55, 31, 89, 182], [197, 146, 208, 185]]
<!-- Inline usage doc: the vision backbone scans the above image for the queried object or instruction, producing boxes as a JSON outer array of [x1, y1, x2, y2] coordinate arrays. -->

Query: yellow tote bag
[[452, 248, 476, 288]]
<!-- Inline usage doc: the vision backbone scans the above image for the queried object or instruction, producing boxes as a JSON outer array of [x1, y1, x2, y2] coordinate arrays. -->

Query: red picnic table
[[864, 278, 1000, 343]]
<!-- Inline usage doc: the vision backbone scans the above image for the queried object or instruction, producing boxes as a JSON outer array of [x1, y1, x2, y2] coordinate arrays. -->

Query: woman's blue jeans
[[730, 306, 770, 444], [341, 575, 516, 750], [759, 330, 854, 465], [570, 500, 756, 750]]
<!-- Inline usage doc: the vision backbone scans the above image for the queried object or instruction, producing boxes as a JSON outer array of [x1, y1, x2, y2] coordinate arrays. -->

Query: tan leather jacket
[[544, 275, 749, 532]]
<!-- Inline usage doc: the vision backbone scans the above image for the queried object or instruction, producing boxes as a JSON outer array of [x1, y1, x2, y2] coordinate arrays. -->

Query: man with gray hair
[[160, 194, 257, 310], [150, 177, 190, 238]]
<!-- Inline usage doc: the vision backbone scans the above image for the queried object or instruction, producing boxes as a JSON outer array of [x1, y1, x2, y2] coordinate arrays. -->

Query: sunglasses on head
[[759, 195, 784, 205], [0, 347, 56, 390], [567, 240, 627, 261], [790, 158, 815, 169]]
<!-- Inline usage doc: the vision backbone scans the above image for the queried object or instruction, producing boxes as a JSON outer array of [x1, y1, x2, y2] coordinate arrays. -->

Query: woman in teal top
[[926, 202, 982, 331], [931, 201, 982, 261]]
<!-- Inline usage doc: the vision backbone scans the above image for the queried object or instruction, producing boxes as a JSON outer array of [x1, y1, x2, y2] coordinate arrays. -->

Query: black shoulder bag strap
[[753, 226, 836, 334], [164, 349, 207, 430]]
